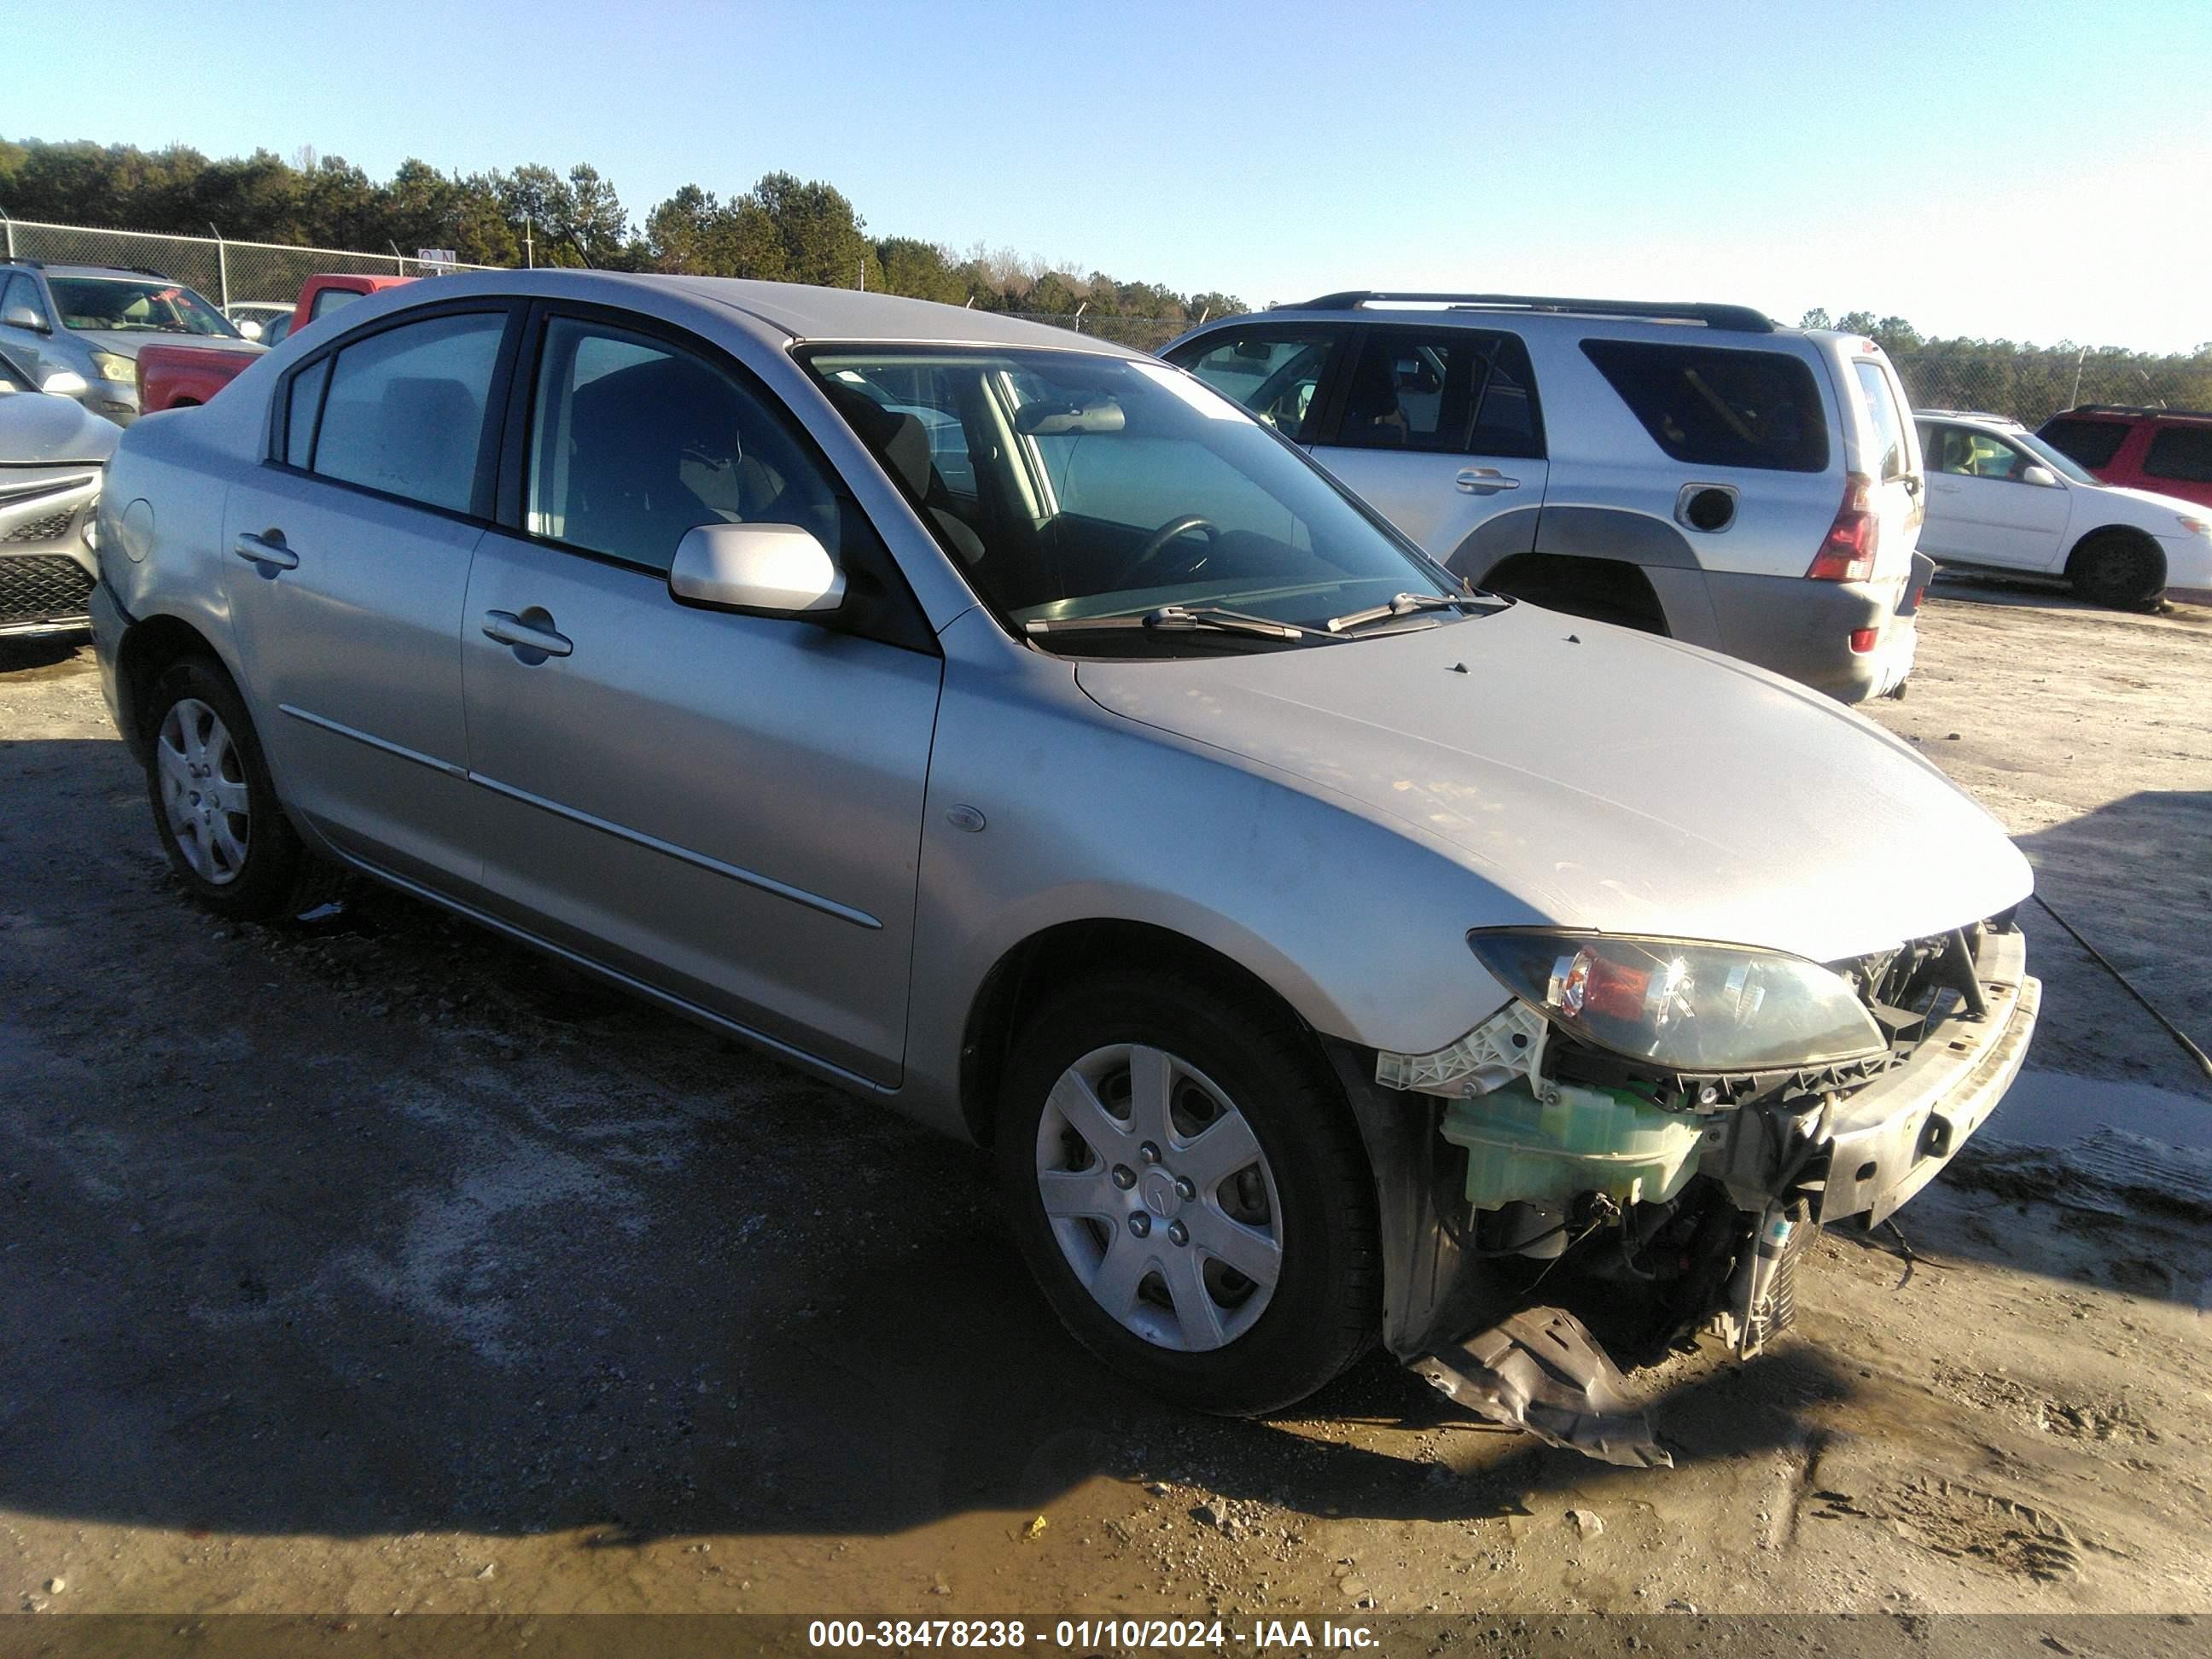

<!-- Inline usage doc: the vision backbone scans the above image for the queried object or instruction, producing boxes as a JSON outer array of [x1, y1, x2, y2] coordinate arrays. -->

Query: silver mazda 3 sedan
[[89, 272, 2039, 1447]]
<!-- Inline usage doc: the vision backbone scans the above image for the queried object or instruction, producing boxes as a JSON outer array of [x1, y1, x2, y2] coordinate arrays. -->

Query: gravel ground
[[3, 584, 2209, 1627]]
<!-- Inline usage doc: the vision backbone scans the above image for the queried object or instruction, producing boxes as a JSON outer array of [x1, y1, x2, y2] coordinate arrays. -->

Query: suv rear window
[[2144, 425, 2212, 485], [2038, 416, 2128, 469], [1580, 340, 1827, 472]]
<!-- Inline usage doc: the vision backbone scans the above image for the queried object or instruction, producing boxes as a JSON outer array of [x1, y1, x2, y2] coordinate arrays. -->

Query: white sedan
[[1913, 410, 2212, 607]]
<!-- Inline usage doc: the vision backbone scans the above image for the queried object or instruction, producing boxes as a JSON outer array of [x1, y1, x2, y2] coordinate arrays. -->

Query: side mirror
[[668, 521, 845, 615], [39, 370, 89, 398], [236, 318, 264, 341], [3, 303, 47, 333], [2021, 463, 2058, 488]]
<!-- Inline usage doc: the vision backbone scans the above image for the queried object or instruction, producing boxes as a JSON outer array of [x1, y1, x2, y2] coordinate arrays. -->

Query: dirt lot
[[3, 583, 2210, 1631]]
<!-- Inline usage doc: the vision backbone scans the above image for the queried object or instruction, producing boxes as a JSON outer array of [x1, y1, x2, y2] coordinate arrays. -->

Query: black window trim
[[264, 295, 530, 528], [1308, 321, 1547, 461], [492, 298, 940, 655]]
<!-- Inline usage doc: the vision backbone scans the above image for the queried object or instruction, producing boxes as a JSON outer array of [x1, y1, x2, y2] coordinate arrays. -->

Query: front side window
[[1, 274, 43, 324], [527, 317, 842, 574], [803, 346, 1458, 648], [2037, 416, 2128, 469], [1582, 339, 1829, 473], [47, 276, 236, 338], [1922, 424, 2029, 480], [308, 311, 505, 514], [1174, 329, 1336, 439], [2145, 426, 2212, 484], [1324, 329, 1542, 458]]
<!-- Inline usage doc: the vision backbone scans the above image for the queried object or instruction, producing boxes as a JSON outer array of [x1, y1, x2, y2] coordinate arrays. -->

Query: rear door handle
[[232, 531, 298, 572], [1930, 481, 1960, 493], [481, 609, 573, 659], [1455, 468, 1521, 495]]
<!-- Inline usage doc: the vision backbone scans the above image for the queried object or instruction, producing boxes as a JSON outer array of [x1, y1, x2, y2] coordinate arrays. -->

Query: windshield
[[800, 346, 1457, 647], [2011, 428, 2099, 486], [49, 276, 238, 338]]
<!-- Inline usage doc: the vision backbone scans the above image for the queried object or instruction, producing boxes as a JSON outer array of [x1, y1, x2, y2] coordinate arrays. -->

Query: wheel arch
[[958, 918, 1330, 1146], [1476, 550, 1672, 636], [2065, 521, 2165, 579], [114, 610, 235, 760]]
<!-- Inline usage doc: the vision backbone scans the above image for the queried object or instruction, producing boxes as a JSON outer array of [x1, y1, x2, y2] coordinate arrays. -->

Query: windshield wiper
[[1025, 605, 1329, 643], [1324, 591, 1500, 635]]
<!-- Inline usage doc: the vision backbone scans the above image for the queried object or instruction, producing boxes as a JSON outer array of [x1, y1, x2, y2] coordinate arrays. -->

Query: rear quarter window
[[2144, 426, 2212, 485], [1580, 340, 1828, 472], [2038, 416, 2129, 469]]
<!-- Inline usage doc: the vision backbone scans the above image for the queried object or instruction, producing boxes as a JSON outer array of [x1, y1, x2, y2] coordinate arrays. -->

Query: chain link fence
[[1889, 352, 2212, 428], [0, 218, 504, 311]]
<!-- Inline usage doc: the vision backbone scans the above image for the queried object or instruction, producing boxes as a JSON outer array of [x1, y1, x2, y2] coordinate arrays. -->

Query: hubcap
[[156, 697, 250, 886], [1033, 1043, 1284, 1352]]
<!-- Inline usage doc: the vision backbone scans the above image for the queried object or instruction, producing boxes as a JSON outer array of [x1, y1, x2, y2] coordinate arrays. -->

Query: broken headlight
[[1466, 930, 1886, 1073]]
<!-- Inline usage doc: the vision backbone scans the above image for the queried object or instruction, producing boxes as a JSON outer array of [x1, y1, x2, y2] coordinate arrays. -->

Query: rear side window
[[312, 286, 364, 321], [2144, 426, 2212, 484], [2038, 416, 2128, 469], [1580, 341, 1828, 472], [1325, 329, 1543, 458], [1851, 361, 1911, 481], [309, 311, 505, 514], [282, 357, 329, 469], [1176, 329, 1336, 440]]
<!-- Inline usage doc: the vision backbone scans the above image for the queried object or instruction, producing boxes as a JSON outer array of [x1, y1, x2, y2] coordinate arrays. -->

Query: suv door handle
[[232, 531, 299, 572], [1455, 468, 1521, 495], [481, 609, 573, 658]]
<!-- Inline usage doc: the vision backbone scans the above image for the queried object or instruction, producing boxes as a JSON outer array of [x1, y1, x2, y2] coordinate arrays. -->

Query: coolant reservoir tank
[[1441, 1081, 1703, 1212]]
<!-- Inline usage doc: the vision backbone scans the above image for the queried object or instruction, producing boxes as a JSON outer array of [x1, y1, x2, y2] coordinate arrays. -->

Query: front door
[[459, 311, 943, 1084], [221, 303, 517, 890], [1918, 422, 2072, 569]]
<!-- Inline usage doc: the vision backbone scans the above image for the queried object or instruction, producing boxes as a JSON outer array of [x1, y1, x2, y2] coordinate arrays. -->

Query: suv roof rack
[[1289, 291, 1777, 334], [2064, 403, 2212, 422]]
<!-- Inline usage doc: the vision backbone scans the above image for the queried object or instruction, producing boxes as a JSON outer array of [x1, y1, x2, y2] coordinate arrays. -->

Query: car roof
[[1915, 410, 2023, 428], [621, 273, 1141, 354], [12, 262, 172, 280], [2052, 404, 2212, 424]]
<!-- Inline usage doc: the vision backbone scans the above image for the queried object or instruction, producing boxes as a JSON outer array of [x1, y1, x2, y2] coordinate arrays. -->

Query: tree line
[[0, 137, 1245, 323], [1803, 309, 2211, 425]]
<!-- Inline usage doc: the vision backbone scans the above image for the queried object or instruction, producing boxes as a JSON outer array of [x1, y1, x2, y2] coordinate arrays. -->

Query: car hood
[[0, 393, 119, 464], [2102, 482, 2206, 523], [1074, 602, 2032, 964], [71, 329, 263, 361]]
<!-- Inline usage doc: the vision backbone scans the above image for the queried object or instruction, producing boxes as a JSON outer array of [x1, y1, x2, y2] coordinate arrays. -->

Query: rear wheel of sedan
[[2069, 529, 2164, 609], [143, 658, 306, 920], [995, 969, 1381, 1415]]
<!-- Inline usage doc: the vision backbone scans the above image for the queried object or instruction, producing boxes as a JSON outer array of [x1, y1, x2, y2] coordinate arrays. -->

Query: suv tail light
[[1808, 473, 1879, 583]]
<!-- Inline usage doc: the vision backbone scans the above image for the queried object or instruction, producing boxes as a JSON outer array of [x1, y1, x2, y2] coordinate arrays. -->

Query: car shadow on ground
[[0, 732, 2199, 1551]]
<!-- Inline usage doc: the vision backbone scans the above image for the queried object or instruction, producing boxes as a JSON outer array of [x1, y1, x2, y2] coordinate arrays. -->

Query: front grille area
[[0, 554, 96, 624], [2, 509, 77, 544]]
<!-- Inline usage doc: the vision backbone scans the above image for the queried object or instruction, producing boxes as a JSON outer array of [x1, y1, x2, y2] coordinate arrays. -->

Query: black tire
[[143, 656, 306, 921], [2069, 530, 2164, 609], [995, 968, 1381, 1415]]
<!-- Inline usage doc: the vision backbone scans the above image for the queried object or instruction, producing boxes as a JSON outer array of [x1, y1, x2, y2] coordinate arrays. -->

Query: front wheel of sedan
[[996, 969, 1381, 1415], [143, 658, 306, 920]]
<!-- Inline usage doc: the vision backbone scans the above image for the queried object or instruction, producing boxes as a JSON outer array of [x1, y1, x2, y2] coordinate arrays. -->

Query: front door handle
[[481, 608, 573, 659], [1455, 468, 1521, 496], [232, 531, 299, 572], [1930, 481, 1960, 493]]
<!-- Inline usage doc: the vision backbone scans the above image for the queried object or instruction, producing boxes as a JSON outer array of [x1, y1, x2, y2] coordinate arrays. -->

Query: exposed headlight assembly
[[91, 351, 137, 386], [1467, 929, 1886, 1073]]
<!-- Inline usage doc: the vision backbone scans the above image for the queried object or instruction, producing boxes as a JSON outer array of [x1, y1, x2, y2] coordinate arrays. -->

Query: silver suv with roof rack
[[1163, 292, 1930, 703]]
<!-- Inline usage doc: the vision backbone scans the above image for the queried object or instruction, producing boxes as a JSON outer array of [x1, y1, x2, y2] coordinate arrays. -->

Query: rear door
[[459, 306, 943, 1084], [222, 300, 521, 892], [1917, 422, 2071, 569], [1303, 325, 1546, 567]]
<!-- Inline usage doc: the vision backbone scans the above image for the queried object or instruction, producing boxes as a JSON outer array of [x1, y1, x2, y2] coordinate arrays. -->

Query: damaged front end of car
[[1328, 913, 2042, 1467]]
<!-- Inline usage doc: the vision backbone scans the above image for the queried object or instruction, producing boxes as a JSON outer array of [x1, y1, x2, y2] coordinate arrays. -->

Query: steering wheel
[[1114, 515, 1219, 589]]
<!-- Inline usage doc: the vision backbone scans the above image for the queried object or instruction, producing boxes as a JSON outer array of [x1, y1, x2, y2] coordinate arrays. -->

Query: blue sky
[[17, 0, 2210, 350]]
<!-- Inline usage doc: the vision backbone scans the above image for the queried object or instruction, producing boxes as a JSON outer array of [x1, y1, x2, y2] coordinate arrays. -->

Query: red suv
[[2036, 405, 2212, 509]]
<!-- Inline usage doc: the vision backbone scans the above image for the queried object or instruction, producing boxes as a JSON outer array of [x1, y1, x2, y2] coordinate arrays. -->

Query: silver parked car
[[90, 273, 2039, 1445], [0, 349, 114, 637], [1163, 295, 1935, 705], [0, 260, 262, 426]]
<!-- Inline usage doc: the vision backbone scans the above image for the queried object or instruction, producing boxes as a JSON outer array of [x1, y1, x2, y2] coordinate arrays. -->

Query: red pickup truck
[[137, 273, 415, 413]]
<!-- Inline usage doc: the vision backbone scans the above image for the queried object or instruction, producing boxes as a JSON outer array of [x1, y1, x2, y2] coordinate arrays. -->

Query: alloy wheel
[[156, 696, 251, 885]]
